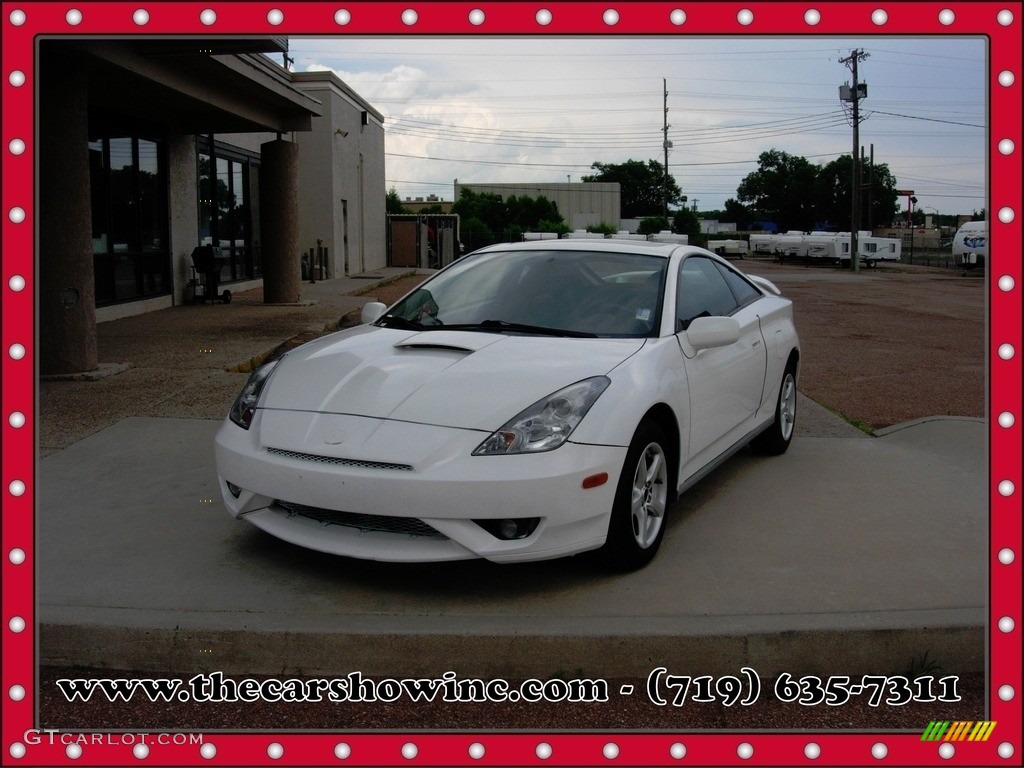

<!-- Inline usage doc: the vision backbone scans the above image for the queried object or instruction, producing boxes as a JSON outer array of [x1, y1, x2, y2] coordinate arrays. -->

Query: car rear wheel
[[751, 361, 797, 455], [602, 421, 670, 570]]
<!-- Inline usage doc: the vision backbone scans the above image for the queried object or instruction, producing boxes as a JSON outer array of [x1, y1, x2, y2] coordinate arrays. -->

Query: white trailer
[[952, 221, 986, 268], [649, 231, 689, 244], [830, 232, 901, 267], [707, 238, 747, 258], [562, 229, 607, 240], [748, 233, 775, 255]]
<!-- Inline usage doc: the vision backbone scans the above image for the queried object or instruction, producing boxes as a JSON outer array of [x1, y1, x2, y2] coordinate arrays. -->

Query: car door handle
[[751, 339, 762, 348]]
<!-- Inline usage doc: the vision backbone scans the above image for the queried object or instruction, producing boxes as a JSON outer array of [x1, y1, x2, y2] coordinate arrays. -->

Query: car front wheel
[[602, 421, 670, 571]]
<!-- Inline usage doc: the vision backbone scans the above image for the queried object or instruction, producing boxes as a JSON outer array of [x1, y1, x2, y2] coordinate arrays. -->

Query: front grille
[[276, 501, 447, 539], [267, 447, 413, 472]]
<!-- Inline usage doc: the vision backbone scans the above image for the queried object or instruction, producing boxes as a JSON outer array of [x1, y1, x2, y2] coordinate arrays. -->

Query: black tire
[[601, 420, 671, 571], [751, 361, 798, 455], [222, 290, 232, 304]]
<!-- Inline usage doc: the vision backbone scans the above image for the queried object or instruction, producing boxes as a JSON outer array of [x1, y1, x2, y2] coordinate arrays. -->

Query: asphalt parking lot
[[34, 264, 988, 686]]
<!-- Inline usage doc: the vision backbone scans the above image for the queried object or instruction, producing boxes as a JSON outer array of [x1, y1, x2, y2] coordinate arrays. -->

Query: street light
[[909, 196, 918, 262]]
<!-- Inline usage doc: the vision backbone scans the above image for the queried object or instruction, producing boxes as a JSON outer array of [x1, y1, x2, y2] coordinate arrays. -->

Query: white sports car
[[215, 240, 799, 570]]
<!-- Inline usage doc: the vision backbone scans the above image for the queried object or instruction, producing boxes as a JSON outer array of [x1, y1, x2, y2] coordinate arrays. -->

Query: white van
[[952, 221, 987, 268]]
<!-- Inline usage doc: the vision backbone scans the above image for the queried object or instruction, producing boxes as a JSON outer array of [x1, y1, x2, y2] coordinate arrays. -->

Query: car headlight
[[473, 376, 610, 455], [229, 359, 280, 430]]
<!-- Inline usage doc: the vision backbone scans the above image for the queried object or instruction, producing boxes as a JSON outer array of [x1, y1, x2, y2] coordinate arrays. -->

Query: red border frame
[[2, 2, 1021, 766]]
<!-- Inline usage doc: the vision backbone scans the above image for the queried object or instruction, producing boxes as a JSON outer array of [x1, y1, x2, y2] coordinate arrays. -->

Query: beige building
[[39, 39, 385, 376], [453, 181, 621, 231]]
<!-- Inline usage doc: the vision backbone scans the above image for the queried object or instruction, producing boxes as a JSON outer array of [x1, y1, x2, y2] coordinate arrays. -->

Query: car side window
[[714, 262, 761, 308], [676, 256, 741, 331]]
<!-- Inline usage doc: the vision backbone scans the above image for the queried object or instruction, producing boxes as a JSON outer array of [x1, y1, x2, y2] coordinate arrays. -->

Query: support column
[[259, 139, 300, 304], [39, 51, 97, 375]]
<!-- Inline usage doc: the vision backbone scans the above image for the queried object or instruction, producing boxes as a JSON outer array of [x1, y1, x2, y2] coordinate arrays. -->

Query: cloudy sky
[[287, 36, 986, 217]]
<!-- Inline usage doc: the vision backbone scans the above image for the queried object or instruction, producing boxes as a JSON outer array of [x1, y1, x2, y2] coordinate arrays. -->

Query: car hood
[[259, 325, 644, 430]]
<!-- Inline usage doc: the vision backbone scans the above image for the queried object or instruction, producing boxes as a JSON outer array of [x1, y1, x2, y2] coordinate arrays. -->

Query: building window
[[197, 138, 261, 284], [89, 131, 170, 305]]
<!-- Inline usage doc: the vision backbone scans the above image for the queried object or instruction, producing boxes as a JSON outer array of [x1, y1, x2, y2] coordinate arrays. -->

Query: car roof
[[475, 239, 686, 258]]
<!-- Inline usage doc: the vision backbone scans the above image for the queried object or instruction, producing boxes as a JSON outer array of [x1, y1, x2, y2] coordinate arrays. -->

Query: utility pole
[[663, 78, 671, 219], [840, 49, 869, 272]]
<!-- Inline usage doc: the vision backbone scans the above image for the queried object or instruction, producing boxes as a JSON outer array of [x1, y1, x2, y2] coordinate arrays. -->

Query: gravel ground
[[37, 258, 988, 732]]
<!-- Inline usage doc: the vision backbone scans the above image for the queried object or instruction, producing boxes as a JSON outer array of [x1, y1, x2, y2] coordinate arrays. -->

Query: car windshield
[[382, 249, 667, 338]]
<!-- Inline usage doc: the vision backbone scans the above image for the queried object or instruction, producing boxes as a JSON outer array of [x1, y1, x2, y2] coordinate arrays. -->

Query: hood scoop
[[393, 331, 505, 354]]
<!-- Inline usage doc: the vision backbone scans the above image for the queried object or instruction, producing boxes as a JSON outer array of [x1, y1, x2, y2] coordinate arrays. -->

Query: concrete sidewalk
[[34, 271, 987, 680], [37, 415, 986, 679]]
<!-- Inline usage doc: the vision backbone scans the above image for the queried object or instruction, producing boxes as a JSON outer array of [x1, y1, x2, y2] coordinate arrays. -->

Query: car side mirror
[[360, 301, 387, 325], [685, 316, 741, 350]]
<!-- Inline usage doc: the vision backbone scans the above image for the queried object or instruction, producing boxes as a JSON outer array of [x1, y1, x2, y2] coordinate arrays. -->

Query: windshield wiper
[[377, 315, 423, 330], [441, 320, 597, 338]]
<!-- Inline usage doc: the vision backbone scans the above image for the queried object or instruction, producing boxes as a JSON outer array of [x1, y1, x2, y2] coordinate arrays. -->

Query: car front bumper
[[214, 409, 627, 563]]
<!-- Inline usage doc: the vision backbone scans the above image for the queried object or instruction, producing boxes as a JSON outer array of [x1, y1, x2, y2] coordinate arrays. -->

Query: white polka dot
[[998, 547, 1016, 564], [998, 616, 1015, 633], [9, 480, 26, 496], [603, 742, 619, 759], [401, 8, 417, 25], [670, 9, 686, 25], [996, 410, 1014, 427], [334, 743, 351, 759], [938, 9, 955, 25], [536, 742, 552, 759], [998, 684, 1015, 701], [200, 8, 216, 25], [999, 742, 1015, 758], [9, 548, 26, 565], [872, 742, 888, 759], [536, 9, 552, 25], [997, 9, 1015, 25], [999, 139, 1015, 155], [998, 343, 1015, 360], [939, 742, 955, 759], [603, 9, 619, 25], [737, 8, 754, 25], [10, 412, 26, 428], [9, 207, 25, 224], [998, 206, 1015, 223], [267, 9, 284, 25], [65, 8, 82, 25], [998, 275, 1016, 291], [469, 742, 485, 759], [9, 742, 27, 759], [267, 742, 284, 759], [669, 743, 686, 759], [133, 743, 150, 759], [9, 9, 26, 25], [9, 343, 26, 360], [200, 743, 217, 759], [9, 616, 25, 633], [66, 744, 82, 760], [9, 274, 26, 291], [871, 9, 888, 25], [8, 139, 25, 160], [737, 742, 754, 759], [804, 9, 821, 25], [133, 8, 149, 25], [805, 743, 821, 759], [469, 9, 485, 25], [998, 70, 1015, 87], [9, 70, 26, 87], [402, 743, 418, 759], [334, 9, 351, 25], [998, 480, 1015, 496], [9, 684, 26, 701]]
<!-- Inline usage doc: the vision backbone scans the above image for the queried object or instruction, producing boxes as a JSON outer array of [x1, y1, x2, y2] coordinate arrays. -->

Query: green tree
[[583, 159, 682, 218], [672, 207, 702, 239], [723, 199, 755, 230], [814, 155, 899, 230], [736, 150, 819, 232], [637, 216, 670, 236], [386, 188, 407, 215]]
